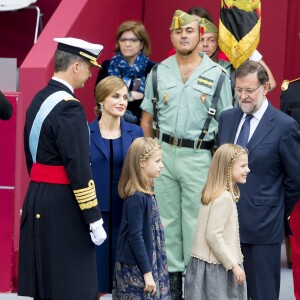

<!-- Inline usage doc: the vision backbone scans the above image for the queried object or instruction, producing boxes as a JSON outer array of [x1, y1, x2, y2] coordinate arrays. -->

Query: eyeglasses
[[118, 38, 141, 44], [234, 85, 262, 95]]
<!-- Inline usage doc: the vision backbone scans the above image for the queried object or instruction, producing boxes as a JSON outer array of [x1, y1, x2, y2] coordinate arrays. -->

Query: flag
[[218, 0, 261, 69]]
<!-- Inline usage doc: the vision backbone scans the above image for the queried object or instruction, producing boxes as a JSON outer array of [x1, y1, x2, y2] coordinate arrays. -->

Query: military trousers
[[291, 201, 300, 300], [154, 141, 211, 272]]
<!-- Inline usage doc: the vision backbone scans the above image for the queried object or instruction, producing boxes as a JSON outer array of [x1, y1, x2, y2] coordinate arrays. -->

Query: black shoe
[[169, 272, 183, 300]]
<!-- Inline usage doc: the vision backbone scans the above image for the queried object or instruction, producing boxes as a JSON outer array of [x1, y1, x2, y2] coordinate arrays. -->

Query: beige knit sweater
[[191, 190, 243, 270]]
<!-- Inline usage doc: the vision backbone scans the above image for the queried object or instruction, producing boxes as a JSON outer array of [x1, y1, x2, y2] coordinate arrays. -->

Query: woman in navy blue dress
[[89, 76, 144, 293]]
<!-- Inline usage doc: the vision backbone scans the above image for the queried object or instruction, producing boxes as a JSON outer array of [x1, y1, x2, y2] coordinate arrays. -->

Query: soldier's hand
[[90, 218, 107, 246]]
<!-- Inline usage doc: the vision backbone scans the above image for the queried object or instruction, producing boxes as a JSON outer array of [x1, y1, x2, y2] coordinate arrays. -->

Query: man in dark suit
[[218, 60, 300, 300]]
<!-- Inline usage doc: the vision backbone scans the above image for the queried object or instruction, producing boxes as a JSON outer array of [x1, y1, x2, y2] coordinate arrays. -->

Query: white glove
[[90, 218, 107, 246], [248, 49, 262, 62]]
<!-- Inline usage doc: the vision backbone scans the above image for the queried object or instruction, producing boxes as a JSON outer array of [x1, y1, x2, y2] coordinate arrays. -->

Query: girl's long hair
[[118, 137, 161, 199], [201, 143, 248, 205]]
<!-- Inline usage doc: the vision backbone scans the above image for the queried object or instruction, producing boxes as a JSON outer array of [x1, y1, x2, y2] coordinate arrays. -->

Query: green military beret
[[170, 9, 198, 30], [200, 18, 219, 35]]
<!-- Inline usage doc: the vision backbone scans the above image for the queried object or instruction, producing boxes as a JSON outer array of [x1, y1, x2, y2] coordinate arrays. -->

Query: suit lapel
[[247, 103, 275, 150], [231, 110, 244, 143], [89, 118, 109, 161], [120, 119, 134, 160]]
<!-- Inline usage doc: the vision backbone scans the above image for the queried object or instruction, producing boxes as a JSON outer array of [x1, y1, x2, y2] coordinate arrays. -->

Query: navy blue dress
[[97, 137, 123, 291], [112, 195, 170, 299]]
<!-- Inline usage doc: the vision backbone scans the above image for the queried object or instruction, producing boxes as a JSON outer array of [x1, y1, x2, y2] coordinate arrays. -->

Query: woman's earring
[[100, 104, 104, 111]]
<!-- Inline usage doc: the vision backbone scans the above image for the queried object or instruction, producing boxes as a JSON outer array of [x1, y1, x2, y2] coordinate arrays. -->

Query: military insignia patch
[[163, 93, 169, 105], [64, 97, 79, 102], [198, 77, 214, 88], [200, 93, 207, 103]]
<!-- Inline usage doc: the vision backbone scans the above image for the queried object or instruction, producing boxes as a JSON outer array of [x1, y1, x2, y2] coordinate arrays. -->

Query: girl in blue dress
[[112, 137, 170, 299]]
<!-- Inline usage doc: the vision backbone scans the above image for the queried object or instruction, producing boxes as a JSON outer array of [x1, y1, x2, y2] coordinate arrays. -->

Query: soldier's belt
[[158, 131, 214, 150], [30, 163, 70, 184]]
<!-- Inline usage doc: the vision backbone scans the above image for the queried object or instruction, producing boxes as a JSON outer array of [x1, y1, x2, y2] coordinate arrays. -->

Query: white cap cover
[[54, 37, 103, 67]]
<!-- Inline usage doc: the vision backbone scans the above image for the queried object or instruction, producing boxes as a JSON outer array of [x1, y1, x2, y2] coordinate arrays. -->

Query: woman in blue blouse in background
[[89, 76, 144, 293]]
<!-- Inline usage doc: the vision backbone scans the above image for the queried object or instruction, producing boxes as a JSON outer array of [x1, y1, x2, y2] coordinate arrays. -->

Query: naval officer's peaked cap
[[54, 37, 103, 67]]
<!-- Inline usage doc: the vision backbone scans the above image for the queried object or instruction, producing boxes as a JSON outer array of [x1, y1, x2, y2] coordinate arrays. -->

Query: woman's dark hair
[[188, 6, 213, 23]]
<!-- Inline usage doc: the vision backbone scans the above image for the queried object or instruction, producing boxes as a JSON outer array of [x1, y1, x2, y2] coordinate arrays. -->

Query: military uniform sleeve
[[280, 90, 288, 114], [280, 117, 300, 216], [24, 118, 33, 175], [140, 68, 155, 116], [55, 99, 102, 224], [215, 71, 233, 120]]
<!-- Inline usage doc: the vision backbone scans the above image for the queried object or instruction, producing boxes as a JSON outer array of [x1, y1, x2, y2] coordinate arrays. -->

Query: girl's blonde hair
[[201, 143, 248, 205], [118, 137, 161, 199], [94, 76, 127, 116]]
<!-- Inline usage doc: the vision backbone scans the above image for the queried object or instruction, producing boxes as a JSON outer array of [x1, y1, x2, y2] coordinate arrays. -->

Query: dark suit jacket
[[89, 117, 144, 211], [218, 102, 300, 244]]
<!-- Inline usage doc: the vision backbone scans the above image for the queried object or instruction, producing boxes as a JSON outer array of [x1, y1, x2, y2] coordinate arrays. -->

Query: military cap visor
[[54, 37, 103, 68]]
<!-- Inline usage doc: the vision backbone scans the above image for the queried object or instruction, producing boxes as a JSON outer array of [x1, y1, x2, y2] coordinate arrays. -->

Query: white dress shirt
[[234, 99, 269, 144], [52, 76, 74, 93]]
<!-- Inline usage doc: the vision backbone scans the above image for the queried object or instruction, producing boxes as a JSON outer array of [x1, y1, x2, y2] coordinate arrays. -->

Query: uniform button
[[36, 214, 41, 219]]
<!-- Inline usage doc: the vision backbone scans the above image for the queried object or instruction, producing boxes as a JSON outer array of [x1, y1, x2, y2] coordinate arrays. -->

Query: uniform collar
[[52, 77, 74, 93]]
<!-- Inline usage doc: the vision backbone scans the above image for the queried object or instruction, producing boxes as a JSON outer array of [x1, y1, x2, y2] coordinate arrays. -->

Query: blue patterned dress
[[112, 195, 170, 299]]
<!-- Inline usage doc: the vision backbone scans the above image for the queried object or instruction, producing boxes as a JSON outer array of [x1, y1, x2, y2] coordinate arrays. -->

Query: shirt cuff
[[90, 218, 103, 230], [248, 50, 262, 62]]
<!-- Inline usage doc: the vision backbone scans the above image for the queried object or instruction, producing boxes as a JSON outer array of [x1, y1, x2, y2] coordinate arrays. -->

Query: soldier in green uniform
[[140, 10, 232, 299]]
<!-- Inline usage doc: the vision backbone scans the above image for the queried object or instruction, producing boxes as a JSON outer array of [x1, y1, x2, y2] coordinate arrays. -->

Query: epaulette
[[215, 63, 228, 75], [64, 97, 79, 102], [281, 77, 300, 91]]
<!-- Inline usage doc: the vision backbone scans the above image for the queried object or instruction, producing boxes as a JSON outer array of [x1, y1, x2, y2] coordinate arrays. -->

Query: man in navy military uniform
[[281, 74, 300, 300], [18, 38, 107, 300], [281, 77, 300, 123]]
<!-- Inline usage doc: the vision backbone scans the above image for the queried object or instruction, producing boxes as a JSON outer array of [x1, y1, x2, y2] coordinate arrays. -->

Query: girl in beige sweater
[[185, 144, 249, 300]]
